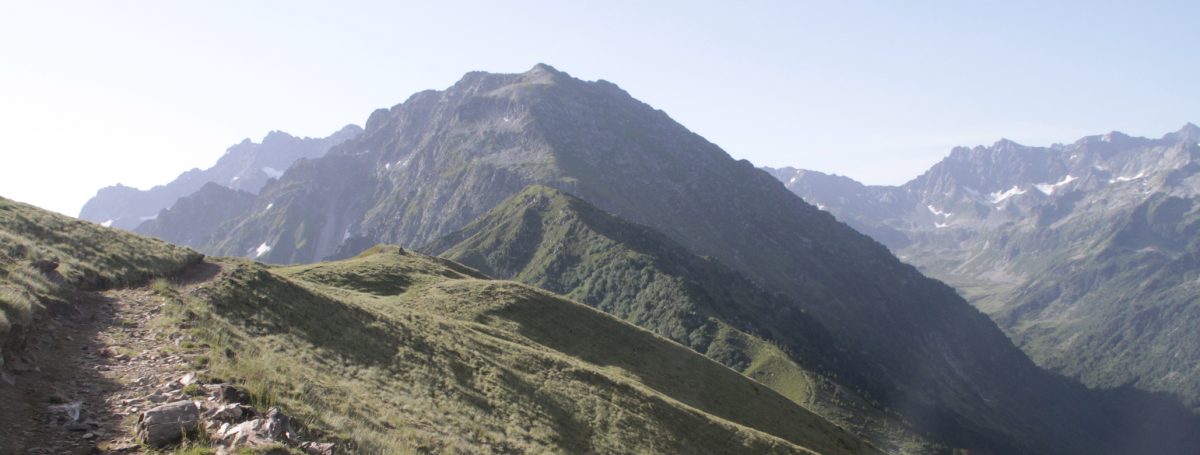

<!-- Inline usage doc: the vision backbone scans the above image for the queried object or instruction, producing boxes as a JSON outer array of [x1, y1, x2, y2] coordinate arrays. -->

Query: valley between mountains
[[2, 64, 1197, 454]]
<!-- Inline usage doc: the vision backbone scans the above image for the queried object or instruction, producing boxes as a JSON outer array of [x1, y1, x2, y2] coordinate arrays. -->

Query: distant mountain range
[[766, 124, 1200, 411], [85, 65, 1200, 454], [78, 125, 362, 229]]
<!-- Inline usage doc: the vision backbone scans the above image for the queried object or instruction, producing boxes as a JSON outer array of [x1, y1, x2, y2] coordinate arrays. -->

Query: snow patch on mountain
[[1034, 175, 1077, 195], [927, 205, 952, 217], [262, 167, 284, 179], [255, 242, 272, 258], [989, 186, 1027, 204], [1109, 172, 1146, 183], [101, 219, 114, 227]]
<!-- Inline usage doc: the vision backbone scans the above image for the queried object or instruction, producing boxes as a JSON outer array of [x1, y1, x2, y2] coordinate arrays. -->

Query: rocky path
[[0, 265, 217, 454]]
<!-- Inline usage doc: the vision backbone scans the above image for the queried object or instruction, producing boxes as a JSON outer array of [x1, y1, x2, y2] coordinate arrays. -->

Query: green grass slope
[[0, 196, 201, 366], [424, 185, 934, 453], [171, 246, 878, 454]]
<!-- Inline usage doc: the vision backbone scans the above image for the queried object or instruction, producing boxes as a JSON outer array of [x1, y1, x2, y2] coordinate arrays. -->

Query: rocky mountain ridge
[[78, 125, 362, 230], [767, 123, 1200, 409]]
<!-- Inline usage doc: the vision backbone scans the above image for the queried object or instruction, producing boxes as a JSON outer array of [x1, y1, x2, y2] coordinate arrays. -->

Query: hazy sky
[[2, 1, 1197, 216]]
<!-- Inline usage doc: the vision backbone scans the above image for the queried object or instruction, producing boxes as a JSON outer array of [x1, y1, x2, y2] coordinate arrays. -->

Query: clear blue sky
[[2, 1, 1196, 215]]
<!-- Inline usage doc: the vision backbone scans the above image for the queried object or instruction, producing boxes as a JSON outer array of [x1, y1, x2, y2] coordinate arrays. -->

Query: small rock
[[136, 400, 200, 448], [216, 384, 252, 404], [81, 432, 95, 440], [262, 408, 295, 442], [210, 407, 297, 450], [206, 403, 254, 423], [300, 442, 337, 455], [146, 393, 167, 403], [49, 401, 82, 422], [103, 443, 139, 453], [178, 372, 198, 386]]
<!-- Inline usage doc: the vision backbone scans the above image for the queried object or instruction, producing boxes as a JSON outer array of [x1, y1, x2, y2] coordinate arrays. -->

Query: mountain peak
[[1158, 122, 1200, 144], [510, 183, 562, 199], [1169, 122, 1200, 141], [528, 62, 562, 74], [518, 62, 571, 85], [261, 130, 298, 145], [992, 138, 1024, 149], [432, 63, 574, 104], [1103, 130, 1130, 141]]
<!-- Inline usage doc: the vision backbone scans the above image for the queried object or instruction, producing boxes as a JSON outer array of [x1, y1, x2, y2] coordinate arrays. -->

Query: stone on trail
[[136, 400, 200, 448]]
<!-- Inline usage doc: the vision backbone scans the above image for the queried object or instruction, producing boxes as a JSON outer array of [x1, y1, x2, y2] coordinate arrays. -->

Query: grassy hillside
[[426, 185, 935, 453], [164, 246, 878, 454], [0, 196, 201, 365]]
